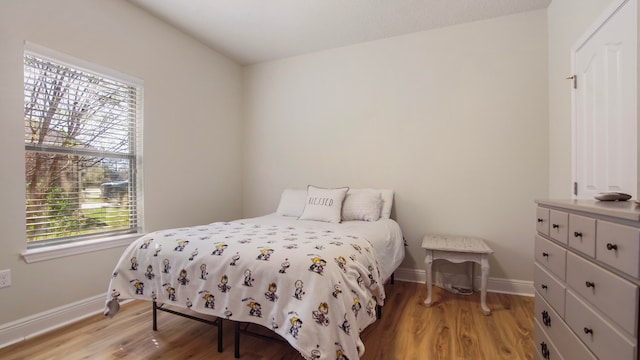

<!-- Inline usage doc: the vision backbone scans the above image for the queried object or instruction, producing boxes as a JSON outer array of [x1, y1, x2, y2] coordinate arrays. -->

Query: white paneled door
[[572, 0, 638, 199]]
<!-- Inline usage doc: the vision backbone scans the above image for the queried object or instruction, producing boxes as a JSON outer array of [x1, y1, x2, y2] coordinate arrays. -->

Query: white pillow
[[348, 188, 394, 219], [378, 189, 394, 219], [298, 185, 349, 223], [342, 190, 383, 222], [276, 189, 307, 217]]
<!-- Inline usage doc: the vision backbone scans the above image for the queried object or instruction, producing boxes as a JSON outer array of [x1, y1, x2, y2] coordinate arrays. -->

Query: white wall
[[2, 0, 623, 343], [0, 0, 243, 326], [243, 10, 549, 284], [547, 0, 618, 197]]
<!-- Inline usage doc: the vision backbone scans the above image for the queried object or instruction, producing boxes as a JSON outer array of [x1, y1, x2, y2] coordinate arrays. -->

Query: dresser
[[534, 199, 640, 360]]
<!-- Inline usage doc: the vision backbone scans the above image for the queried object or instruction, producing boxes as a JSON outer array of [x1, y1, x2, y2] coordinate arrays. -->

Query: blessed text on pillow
[[298, 185, 349, 223]]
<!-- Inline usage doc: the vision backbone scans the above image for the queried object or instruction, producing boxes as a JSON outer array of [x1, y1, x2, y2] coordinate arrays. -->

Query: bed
[[105, 187, 405, 359]]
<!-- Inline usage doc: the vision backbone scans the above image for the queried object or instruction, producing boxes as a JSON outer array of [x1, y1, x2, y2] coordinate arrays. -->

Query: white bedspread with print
[[106, 219, 385, 359]]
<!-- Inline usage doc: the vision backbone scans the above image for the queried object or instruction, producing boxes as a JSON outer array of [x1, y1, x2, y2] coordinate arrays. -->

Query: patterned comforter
[[106, 218, 385, 359]]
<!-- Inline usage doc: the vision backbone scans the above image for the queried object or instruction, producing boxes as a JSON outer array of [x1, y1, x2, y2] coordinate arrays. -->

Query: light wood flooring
[[2, 281, 534, 360]]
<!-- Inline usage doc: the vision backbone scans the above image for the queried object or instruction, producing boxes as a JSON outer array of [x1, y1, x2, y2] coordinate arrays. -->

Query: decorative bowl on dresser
[[534, 199, 640, 360]]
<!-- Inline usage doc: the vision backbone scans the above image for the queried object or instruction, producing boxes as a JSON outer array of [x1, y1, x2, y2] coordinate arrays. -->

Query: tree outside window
[[24, 50, 142, 247]]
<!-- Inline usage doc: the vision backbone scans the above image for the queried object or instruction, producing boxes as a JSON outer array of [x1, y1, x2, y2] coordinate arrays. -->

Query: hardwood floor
[[2, 281, 534, 360]]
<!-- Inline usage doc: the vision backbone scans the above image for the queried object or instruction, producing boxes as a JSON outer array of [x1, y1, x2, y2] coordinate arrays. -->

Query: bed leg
[[152, 301, 158, 331], [376, 272, 395, 320], [217, 318, 223, 353], [234, 322, 240, 358]]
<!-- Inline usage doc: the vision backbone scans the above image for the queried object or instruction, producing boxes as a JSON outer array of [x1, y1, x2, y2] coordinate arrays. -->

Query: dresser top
[[536, 199, 640, 222]]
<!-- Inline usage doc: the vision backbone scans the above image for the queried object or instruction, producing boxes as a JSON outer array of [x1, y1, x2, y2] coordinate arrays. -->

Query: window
[[23, 45, 143, 249]]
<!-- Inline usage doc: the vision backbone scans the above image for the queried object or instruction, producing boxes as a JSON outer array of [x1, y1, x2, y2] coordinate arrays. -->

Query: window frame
[[21, 42, 144, 262]]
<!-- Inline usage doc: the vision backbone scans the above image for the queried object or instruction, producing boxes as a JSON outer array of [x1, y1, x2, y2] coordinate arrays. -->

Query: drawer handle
[[540, 342, 550, 359], [574, 231, 582, 238], [541, 284, 548, 290], [585, 281, 595, 288], [606, 243, 618, 251], [541, 310, 551, 327], [537, 218, 544, 223], [552, 224, 559, 229], [542, 252, 549, 258], [583, 327, 593, 335]]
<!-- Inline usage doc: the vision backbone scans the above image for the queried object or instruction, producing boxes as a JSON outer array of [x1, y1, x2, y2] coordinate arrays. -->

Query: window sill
[[22, 233, 142, 263]]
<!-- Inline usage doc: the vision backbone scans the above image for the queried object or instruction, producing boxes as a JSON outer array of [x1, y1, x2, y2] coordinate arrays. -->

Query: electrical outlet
[[0, 269, 11, 288]]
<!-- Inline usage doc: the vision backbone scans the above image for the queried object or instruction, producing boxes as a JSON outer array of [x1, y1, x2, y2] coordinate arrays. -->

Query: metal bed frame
[[152, 301, 223, 353]]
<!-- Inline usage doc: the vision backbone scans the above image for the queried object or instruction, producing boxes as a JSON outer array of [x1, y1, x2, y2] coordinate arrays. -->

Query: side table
[[422, 234, 494, 315]]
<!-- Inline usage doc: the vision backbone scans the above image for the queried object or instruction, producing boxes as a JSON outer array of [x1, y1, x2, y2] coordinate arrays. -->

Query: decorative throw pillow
[[276, 188, 307, 217], [298, 185, 349, 223], [342, 190, 383, 221]]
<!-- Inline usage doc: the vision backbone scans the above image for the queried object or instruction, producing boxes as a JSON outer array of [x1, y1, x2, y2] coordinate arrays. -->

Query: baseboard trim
[[394, 267, 534, 297], [0, 294, 109, 349]]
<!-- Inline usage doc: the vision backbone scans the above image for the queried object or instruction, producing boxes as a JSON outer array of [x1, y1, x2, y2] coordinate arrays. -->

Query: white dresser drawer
[[565, 290, 637, 360], [534, 321, 562, 360], [597, 220, 640, 278], [535, 294, 597, 360], [535, 263, 566, 317], [568, 214, 596, 257], [566, 252, 638, 336], [535, 199, 640, 360], [535, 235, 566, 281], [537, 207, 550, 236], [549, 210, 569, 245]]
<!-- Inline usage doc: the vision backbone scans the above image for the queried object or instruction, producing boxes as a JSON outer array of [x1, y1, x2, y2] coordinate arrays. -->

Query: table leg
[[424, 251, 433, 307], [480, 256, 490, 315], [470, 261, 475, 292]]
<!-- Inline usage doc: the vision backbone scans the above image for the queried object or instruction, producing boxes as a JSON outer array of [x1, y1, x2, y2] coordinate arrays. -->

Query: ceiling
[[128, 0, 552, 65]]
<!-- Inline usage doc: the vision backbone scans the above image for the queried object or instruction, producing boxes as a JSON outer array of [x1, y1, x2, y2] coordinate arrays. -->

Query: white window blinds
[[24, 47, 143, 248]]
